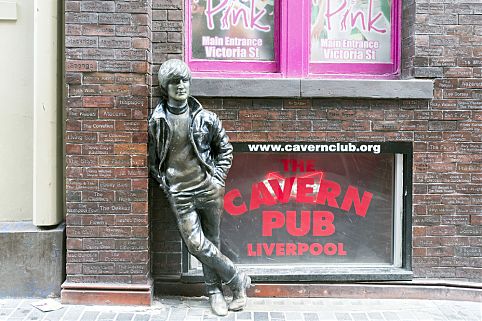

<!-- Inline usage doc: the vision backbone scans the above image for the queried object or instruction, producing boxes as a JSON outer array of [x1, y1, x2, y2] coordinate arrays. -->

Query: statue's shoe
[[228, 272, 251, 311], [209, 292, 228, 316]]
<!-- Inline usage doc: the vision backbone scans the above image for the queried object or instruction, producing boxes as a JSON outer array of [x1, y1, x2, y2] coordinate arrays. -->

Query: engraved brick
[[83, 96, 115, 108], [115, 168, 148, 178], [66, 132, 97, 143], [428, 121, 458, 131], [81, 1, 115, 12], [82, 24, 115, 36], [312, 121, 343, 131], [66, 179, 99, 190], [459, 79, 482, 88], [114, 263, 147, 275], [443, 90, 473, 99], [116, 239, 148, 250], [115, 215, 148, 226], [82, 48, 117, 60], [152, 21, 182, 32], [459, 57, 482, 67], [83, 73, 115, 84], [83, 263, 115, 274], [414, 132, 443, 141], [82, 215, 116, 226], [66, 12, 98, 24], [98, 132, 132, 143], [99, 251, 148, 262], [66, 60, 97, 72], [441, 215, 470, 225], [84, 168, 116, 178], [458, 185, 482, 194], [82, 191, 115, 202], [372, 121, 399, 131], [82, 121, 115, 131], [116, 73, 146, 85], [97, 155, 130, 167], [99, 180, 131, 190], [99, 37, 131, 48], [458, 143, 482, 153], [444, 68, 473, 78], [99, 109, 130, 119], [115, 1, 147, 13], [430, 100, 457, 109], [66, 36, 98, 48], [82, 144, 114, 155], [98, 13, 131, 24], [427, 185, 456, 194], [115, 26, 149, 37], [116, 97, 148, 108], [114, 143, 147, 155]]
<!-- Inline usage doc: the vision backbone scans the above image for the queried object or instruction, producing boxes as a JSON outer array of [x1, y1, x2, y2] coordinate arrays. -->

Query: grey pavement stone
[[270, 312, 284, 319], [284, 312, 302, 321], [382, 311, 401, 321], [218, 313, 235, 321], [0, 309, 14, 319], [24, 308, 45, 321], [0, 298, 480, 321], [62, 306, 84, 321], [80, 311, 100, 321], [6, 306, 32, 319], [253, 312, 268, 321], [117, 312, 135, 321], [235, 312, 252, 320], [367, 312, 384, 320], [350, 312, 368, 321], [303, 313, 319, 321], [97, 312, 117, 320], [334, 312, 352, 321], [134, 314, 151, 321], [316, 312, 336, 321]]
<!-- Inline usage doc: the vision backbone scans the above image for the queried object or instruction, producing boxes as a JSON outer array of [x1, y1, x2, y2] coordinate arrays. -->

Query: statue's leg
[[197, 183, 251, 312], [169, 191, 237, 282], [197, 186, 224, 295]]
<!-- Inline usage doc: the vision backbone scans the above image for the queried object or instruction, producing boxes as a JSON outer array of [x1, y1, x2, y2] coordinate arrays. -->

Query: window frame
[[184, 0, 401, 78]]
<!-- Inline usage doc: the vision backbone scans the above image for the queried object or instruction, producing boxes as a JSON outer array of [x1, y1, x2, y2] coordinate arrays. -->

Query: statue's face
[[167, 78, 190, 102]]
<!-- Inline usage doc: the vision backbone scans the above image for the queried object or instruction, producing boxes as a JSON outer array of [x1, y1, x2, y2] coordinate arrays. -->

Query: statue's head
[[158, 59, 192, 104]]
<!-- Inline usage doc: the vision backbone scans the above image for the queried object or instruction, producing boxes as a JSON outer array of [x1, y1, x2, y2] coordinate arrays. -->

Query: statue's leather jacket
[[148, 96, 233, 189]]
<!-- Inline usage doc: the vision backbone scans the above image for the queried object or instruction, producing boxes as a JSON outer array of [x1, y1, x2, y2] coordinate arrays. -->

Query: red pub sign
[[220, 142, 411, 267]]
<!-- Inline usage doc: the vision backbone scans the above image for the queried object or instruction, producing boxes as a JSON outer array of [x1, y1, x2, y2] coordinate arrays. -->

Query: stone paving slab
[[0, 297, 480, 321]]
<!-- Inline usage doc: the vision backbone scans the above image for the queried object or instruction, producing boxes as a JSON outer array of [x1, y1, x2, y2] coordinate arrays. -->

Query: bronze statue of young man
[[148, 59, 251, 316]]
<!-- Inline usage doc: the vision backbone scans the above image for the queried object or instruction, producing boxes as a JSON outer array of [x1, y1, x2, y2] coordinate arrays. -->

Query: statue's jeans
[[167, 180, 237, 294]]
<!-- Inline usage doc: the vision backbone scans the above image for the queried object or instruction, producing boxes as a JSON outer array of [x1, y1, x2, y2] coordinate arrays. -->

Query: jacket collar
[[151, 96, 202, 120]]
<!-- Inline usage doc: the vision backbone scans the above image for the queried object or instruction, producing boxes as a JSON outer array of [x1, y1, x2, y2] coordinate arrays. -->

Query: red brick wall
[[149, 0, 481, 283], [65, 0, 152, 284], [65, 0, 481, 286]]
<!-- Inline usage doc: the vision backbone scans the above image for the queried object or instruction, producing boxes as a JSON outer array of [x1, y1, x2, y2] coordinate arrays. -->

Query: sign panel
[[310, 0, 392, 63], [190, 0, 276, 61], [221, 143, 396, 266]]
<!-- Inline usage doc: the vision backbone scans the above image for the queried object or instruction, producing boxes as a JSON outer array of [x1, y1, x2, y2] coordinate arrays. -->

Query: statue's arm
[[211, 116, 233, 186], [148, 117, 163, 185]]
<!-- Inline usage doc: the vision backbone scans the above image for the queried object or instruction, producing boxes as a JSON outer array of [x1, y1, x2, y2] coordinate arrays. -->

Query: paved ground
[[0, 297, 480, 321]]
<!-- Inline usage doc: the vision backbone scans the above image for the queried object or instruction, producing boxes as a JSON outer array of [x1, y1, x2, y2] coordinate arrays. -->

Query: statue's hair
[[158, 59, 192, 98]]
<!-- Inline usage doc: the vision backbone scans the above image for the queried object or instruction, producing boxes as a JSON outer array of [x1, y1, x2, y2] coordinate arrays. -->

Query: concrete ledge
[[0, 221, 65, 298], [182, 266, 413, 282], [61, 282, 153, 305], [191, 78, 433, 99], [191, 78, 300, 97], [301, 79, 434, 99], [155, 281, 482, 303]]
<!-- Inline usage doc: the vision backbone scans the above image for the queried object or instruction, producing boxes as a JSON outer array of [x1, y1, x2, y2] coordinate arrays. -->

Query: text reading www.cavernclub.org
[[247, 143, 381, 154]]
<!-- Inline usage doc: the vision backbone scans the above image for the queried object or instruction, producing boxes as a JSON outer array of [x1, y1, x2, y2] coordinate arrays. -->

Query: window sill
[[181, 266, 413, 282], [191, 78, 434, 99]]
